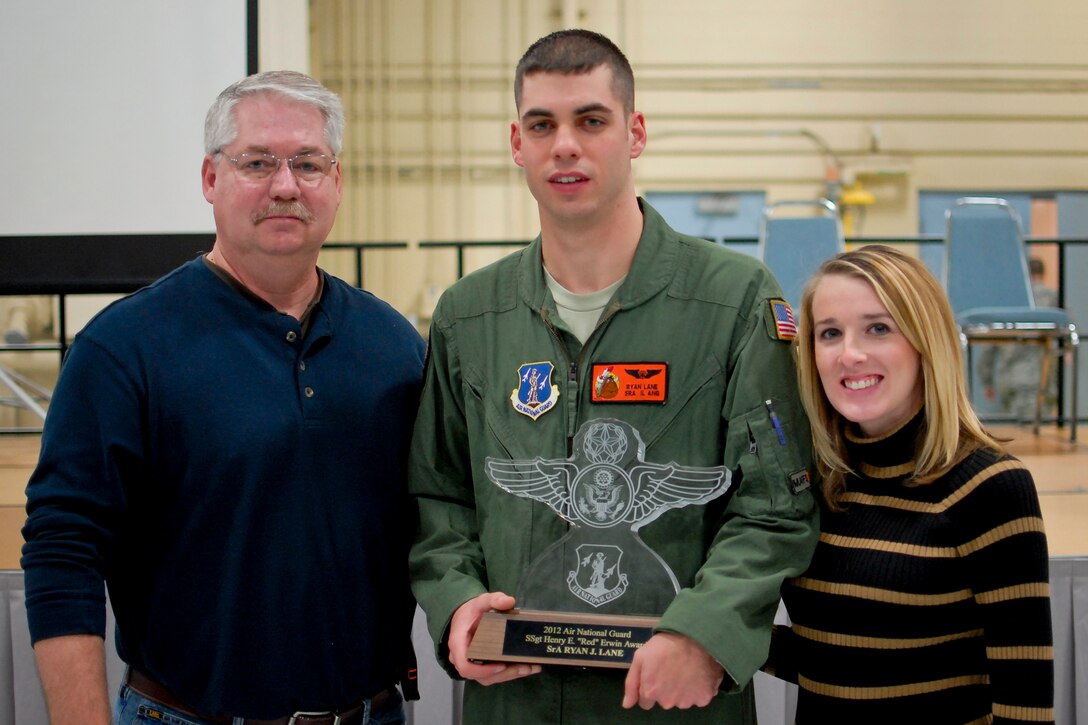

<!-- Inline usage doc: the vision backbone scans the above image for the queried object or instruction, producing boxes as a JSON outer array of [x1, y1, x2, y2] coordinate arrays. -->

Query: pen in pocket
[[765, 399, 787, 446]]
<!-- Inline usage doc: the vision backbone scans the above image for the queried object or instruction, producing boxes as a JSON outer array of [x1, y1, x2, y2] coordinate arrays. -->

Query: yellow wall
[[303, 0, 1088, 321]]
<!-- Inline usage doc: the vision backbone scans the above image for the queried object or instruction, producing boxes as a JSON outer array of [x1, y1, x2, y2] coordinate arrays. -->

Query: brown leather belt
[[125, 668, 387, 725]]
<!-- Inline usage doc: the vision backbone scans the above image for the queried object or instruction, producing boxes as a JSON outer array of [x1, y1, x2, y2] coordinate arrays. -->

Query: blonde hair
[[795, 245, 1001, 507]]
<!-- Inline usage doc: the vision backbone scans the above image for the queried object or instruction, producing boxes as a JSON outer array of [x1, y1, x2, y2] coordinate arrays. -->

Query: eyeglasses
[[219, 151, 337, 183]]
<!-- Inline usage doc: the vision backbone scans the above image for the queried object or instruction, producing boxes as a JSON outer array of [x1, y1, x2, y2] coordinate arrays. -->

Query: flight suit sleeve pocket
[[733, 400, 814, 518]]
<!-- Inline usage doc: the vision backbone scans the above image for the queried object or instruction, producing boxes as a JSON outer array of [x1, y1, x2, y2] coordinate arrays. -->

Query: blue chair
[[944, 197, 1079, 441], [758, 199, 845, 310]]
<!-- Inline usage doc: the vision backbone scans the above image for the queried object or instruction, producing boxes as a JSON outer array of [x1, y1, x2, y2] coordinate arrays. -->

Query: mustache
[[251, 201, 316, 224]]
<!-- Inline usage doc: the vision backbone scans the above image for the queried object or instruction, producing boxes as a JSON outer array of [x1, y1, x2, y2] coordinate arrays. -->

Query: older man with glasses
[[22, 71, 425, 725]]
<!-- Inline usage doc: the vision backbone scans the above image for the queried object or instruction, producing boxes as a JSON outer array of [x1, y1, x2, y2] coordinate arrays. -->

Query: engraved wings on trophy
[[483, 458, 579, 523], [625, 463, 731, 527], [484, 419, 731, 530]]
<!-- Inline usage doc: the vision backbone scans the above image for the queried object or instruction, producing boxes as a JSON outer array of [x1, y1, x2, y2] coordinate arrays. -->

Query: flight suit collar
[[516, 197, 679, 312]]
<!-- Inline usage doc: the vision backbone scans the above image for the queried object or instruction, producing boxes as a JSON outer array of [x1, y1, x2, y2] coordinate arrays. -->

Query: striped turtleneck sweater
[[773, 411, 1054, 724]]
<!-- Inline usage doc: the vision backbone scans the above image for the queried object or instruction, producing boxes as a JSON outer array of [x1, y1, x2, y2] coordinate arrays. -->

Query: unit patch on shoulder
[[590, 363, 668, 403], [511, 361, 560, 420], [768, 298, 798, 341]]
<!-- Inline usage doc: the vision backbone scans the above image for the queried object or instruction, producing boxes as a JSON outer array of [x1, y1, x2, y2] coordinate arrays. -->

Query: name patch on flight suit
[[511, 361, 560, 420], [590, 363, 668, 403], [767, 299, 798, 341]]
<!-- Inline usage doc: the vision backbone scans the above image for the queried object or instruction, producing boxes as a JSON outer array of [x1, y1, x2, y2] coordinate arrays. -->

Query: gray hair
[[204, 70, 345, 156]]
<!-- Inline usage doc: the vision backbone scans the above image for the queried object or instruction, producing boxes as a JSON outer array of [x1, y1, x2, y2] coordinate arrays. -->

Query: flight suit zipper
[[540, 309, 577, 456], [541, 301, 623, 456]]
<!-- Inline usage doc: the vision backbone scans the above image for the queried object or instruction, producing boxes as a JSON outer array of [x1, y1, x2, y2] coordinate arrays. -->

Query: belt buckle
[[288, 713, 340, 725]]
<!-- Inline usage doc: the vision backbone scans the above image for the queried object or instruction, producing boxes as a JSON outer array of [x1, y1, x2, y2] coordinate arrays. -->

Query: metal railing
[[3, 235, 1086, 432]]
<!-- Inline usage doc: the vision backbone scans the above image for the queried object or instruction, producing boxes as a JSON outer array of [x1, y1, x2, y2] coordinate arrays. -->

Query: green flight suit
[[409, 200, 818, 724]]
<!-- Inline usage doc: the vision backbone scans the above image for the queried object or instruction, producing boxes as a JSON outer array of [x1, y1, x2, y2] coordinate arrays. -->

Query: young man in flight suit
[[409, 30, 818, 724]]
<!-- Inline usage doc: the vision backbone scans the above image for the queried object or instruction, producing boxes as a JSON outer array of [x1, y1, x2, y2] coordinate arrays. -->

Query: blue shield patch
[[510, 361, 560, 420]]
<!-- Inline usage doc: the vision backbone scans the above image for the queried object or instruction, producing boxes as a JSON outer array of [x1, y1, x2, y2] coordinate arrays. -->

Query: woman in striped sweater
[[770, 245, 1053, 724]]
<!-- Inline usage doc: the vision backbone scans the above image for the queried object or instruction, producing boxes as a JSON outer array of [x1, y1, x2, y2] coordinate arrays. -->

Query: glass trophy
[[467, 418, 731, 668]]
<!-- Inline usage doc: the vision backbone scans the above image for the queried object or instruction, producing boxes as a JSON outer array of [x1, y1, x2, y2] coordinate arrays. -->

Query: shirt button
[[285, 331, 297, 343], [304, 387, 315, 398], [299, 361, 307, 372]]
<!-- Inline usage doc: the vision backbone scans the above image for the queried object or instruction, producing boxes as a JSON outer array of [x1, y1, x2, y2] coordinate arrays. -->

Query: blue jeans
[[114, 682, 406, 725]]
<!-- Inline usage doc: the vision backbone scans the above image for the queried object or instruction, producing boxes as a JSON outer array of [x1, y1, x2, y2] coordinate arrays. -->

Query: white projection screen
[[1, 1, 250, 236]]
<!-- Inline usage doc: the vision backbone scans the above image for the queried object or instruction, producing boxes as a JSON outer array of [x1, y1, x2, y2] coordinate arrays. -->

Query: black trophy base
[[466, 609, 659, 669]]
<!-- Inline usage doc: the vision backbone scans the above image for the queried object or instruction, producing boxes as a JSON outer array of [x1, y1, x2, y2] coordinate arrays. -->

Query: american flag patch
[[770, 299, 797, 340]]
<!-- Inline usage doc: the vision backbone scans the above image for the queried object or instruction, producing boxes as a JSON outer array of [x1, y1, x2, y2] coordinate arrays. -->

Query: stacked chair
[[758, 199, 846, 310], [943, 197, 1079, 441]]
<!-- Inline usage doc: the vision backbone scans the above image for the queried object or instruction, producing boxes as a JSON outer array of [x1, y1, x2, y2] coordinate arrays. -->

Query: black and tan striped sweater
[[773, 412, 1054, 724]]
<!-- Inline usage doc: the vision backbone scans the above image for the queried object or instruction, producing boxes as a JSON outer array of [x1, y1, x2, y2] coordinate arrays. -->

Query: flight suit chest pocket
[[463, 363, 562, 460]]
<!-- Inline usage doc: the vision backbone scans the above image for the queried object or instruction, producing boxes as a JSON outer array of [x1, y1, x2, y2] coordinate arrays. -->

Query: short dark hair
[[514, 29, 635, 115]]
